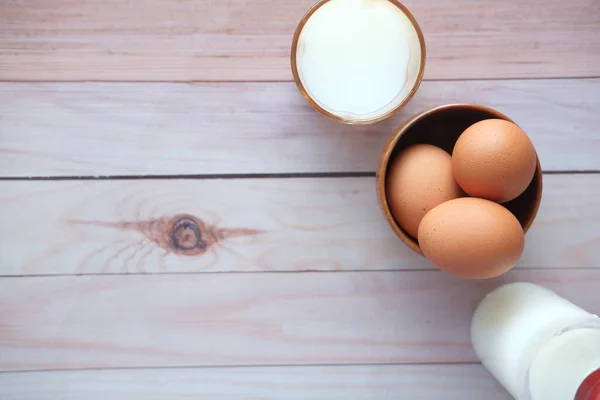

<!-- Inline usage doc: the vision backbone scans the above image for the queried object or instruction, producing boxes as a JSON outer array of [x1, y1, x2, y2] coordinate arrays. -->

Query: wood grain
[[0, 364, 510, 399], [1, 79, 599, 177], [1, 0, 599, 81], [1, 0, 597, 393], [1, 269, 598, 371], [0, 174, 598, 276]]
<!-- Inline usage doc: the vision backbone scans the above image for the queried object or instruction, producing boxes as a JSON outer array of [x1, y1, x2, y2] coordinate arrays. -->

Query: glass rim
[[523, 317, 600, 400], [290, 0, 427, 125]]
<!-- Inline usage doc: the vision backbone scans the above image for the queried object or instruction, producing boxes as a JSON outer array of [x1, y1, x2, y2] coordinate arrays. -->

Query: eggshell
[[418, 197, 524, 279], [452, 119, 537, 203], [386, 144, 463, 238]]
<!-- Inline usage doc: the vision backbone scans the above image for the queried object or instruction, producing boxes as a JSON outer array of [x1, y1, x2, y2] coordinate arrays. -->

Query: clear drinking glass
[[290, 0, 426, 124]]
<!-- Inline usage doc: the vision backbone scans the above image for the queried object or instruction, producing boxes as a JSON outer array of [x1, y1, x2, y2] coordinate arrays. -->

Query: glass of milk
[[471, 282, 600, 400], [291, 0, 426, 124]]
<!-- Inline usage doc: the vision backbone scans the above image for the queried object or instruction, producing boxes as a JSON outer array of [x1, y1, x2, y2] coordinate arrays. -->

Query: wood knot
[[63, 213, 263, 260], [170, 217, 207, 252]]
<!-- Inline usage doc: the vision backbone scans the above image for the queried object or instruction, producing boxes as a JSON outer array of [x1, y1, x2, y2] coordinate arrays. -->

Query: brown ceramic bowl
[[376, 103, 543, 255], [290, 0, 426, 125]]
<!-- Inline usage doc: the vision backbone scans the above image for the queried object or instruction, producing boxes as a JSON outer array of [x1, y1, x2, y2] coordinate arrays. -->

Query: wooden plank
[[1, 79, 599, 177], [0, 174, 598, 276], [1, 0, 599, 81], [0, 269, 598, 371], [0, 178, 430, 275], [0, 364, 511, 399]]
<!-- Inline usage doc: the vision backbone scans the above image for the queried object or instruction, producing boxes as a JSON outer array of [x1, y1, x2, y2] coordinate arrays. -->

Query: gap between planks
[[0, 170, 600, 181], [2, 266, 599, 280], [2, 75, 600, 84], [0, 360, 485, 374], [0, 172, 377, 181]]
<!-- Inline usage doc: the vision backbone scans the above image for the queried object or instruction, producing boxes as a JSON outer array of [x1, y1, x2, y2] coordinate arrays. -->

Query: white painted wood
[[0, 175, 597, 276], [0, 80, 598, 177], [0, 269, 598, 371], [0, 364, 511, 399], [1, 0, 599, 81], [0, 178, 431, 275], [1, 0, 597, 394]]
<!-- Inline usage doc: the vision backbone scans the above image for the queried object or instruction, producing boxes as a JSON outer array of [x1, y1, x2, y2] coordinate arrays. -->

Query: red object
[[576, 368, 600, 400]]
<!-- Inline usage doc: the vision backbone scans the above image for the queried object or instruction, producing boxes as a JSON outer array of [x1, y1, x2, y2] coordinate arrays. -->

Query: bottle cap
[[576, 368, 600, 400]]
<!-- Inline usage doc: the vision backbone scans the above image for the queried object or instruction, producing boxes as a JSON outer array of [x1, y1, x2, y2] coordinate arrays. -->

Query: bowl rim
[[290, 0, 427, 125], [376, 103, 543, 255]]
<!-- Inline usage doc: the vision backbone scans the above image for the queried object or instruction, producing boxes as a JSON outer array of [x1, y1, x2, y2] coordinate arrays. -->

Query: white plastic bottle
[[471, 282, 600, 400]]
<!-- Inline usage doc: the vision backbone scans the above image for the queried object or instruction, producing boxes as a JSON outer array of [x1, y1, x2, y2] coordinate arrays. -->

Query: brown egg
[[452, 119, 537, 203], [418, 197, 524, 279], [386, 144, 463, 238]]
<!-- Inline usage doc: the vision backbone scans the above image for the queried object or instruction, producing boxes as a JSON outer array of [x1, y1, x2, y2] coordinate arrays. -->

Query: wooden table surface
[[1, 1, 599, 398]]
